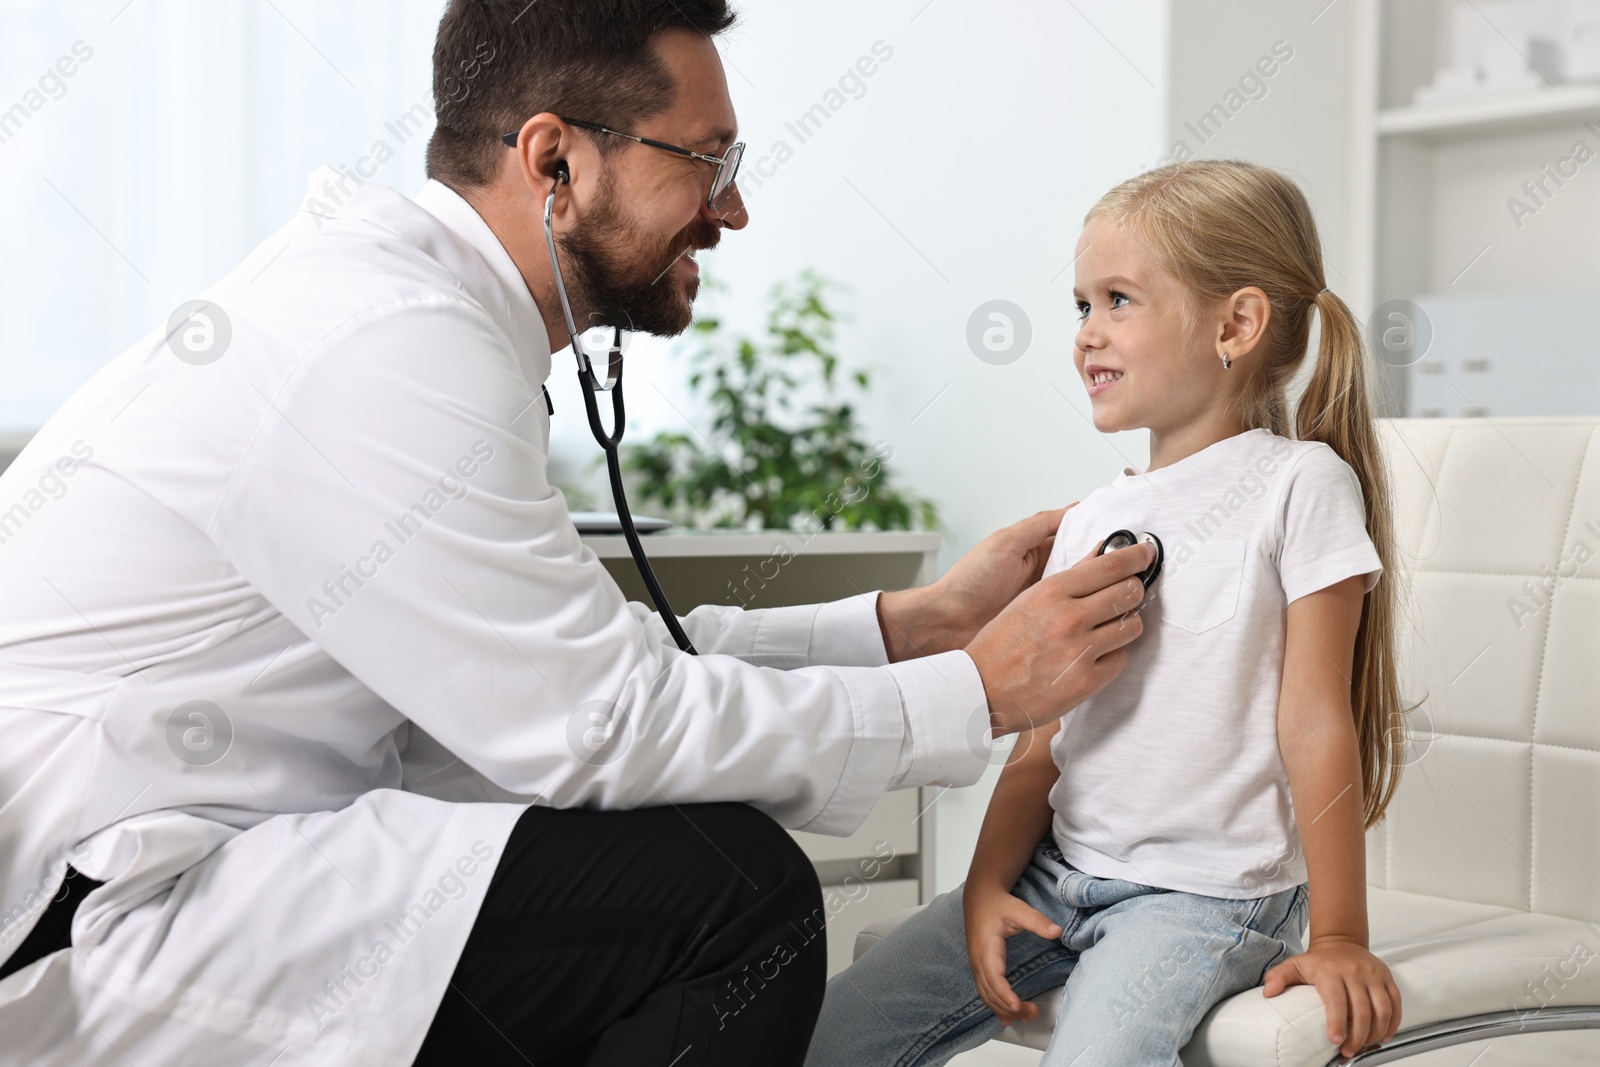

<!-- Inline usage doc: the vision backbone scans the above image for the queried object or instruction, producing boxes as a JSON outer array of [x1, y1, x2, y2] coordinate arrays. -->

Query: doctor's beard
[[558, 172, 721, 338]]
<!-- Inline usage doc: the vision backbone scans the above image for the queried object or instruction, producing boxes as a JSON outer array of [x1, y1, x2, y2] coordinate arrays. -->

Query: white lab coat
[[0, 167, 990, 1065]]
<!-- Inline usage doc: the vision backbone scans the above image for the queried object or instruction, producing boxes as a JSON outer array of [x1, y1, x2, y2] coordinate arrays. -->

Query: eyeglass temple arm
[[503, 123, 725, 164]]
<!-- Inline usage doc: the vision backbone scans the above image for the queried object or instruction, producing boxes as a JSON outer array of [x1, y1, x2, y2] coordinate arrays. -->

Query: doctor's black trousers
[[413, 801, 828, 1067]]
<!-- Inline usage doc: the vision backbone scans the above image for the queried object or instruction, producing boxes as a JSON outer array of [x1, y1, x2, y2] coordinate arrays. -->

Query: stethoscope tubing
[[544, 179, 698, 654]]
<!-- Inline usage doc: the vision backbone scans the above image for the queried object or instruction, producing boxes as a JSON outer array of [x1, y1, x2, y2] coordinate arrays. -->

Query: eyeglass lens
[[711, 144, 744, 208]]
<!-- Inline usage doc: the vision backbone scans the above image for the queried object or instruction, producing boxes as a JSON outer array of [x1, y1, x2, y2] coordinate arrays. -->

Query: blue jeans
[[803, 837, 1308, 1067]]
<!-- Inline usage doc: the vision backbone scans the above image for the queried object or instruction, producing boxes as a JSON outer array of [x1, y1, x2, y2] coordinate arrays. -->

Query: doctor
[[0, 1, 1153, 1064]]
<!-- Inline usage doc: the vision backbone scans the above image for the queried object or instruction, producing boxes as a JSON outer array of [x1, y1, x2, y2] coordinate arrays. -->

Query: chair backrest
[[1366, 417, 1600, 923]]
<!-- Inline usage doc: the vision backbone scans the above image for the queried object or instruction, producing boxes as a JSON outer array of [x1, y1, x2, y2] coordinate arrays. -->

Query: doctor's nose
[[704, 184, 748, 230]]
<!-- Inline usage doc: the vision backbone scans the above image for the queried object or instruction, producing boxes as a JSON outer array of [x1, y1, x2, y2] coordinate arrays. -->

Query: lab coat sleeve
[[622, 589, 892, 669], [626, 592, 985, 791], [213, 297, 989, 835]]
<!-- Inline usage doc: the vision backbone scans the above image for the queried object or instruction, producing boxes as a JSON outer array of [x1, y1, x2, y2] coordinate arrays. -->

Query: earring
[[1221, 351, 1232, 370]]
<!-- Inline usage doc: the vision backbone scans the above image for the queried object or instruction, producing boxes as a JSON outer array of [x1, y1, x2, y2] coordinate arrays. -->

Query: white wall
[[546, 0, 1169, 893], [1163, 0, 1363, 296]]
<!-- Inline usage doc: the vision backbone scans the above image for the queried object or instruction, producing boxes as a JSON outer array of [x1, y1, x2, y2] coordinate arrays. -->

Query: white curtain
[[0, 0, 447, 429]]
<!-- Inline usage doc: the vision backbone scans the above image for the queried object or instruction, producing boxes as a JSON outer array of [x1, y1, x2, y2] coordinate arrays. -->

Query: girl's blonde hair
[[1086, 159, 1404, 828]]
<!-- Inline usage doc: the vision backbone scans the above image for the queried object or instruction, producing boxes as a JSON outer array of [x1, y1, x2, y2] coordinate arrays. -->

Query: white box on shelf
[[1415, 0, 1564, 104], [1566, 0, 1600, 79]]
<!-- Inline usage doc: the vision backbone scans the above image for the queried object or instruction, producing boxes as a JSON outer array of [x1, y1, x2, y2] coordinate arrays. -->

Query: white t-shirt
[[1041, 428, 1382, 898]]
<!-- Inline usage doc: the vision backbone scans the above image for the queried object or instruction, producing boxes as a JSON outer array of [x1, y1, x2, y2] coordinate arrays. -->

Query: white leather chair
[[853, 418, 1600, 1065]]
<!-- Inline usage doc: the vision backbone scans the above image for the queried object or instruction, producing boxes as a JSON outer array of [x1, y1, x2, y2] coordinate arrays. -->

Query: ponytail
[[1298, 289, 1407, 828]]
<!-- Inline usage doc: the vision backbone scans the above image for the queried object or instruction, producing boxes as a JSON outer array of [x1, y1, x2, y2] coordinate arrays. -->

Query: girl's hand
[[1263, 936, 1402, 1059], [962, 881, 1062, 1027]]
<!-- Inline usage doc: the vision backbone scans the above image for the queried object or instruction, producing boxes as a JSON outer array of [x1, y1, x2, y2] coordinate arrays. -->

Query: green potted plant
[[622, 269, 938, 535]]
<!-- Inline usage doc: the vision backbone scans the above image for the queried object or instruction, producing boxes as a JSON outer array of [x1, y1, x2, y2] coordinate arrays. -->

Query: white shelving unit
[[1350, 0, 1600, 416]]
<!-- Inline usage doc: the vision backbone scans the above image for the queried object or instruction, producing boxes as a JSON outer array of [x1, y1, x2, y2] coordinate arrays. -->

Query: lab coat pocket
[[1158, 536, 1244, 634]]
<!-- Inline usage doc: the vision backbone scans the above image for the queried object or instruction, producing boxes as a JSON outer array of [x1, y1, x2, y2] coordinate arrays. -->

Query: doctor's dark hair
[[426, 0, 738, 189], [1086, 160, 1410, 831]]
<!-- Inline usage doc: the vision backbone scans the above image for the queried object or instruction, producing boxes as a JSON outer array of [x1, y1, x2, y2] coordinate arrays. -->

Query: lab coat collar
[[408, 177, 554, 393]]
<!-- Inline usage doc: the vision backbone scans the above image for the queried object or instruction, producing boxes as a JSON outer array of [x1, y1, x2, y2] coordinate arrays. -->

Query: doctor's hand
[[877, 507, 1074, 662], [965, 539, 1153, 736]]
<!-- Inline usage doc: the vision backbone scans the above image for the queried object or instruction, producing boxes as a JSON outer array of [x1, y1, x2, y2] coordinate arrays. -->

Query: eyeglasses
[[502, 117, 744, 211]]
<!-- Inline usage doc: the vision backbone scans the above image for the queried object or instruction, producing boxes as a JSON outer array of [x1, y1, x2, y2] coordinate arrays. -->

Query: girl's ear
[[1218, 286, 1271, 363]]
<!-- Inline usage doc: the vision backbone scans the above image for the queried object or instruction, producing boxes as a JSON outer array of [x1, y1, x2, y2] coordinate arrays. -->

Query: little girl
[[803, 160, 1408, 1066]]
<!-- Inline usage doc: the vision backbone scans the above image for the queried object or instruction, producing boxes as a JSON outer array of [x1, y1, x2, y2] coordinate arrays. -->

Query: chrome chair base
[[1336, 1006, 1600, 1065]]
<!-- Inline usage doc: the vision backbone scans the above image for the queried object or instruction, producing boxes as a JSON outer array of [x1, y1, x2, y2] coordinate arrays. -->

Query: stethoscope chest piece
[[1097, 529, 1164, 590]]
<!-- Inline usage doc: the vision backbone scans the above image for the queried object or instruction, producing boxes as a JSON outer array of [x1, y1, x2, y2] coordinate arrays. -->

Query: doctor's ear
[[506, 113, 582, 201]]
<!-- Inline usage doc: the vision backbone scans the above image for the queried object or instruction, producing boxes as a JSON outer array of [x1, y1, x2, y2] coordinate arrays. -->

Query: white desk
[[579, 528, 940, 612], [580, 528, 942, 976]]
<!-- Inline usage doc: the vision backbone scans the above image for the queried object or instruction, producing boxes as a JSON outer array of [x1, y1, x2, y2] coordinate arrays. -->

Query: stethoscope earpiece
[[1097, 529, 1164, 590]]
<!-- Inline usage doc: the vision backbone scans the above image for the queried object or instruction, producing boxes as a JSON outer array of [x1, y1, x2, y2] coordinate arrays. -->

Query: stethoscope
[[1097, 530, 1165, 591], [542, 166, 698, 654]]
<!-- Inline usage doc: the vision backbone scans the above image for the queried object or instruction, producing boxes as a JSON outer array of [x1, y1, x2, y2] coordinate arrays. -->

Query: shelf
[[579, 528, 940, 560], [1378, 83, 1600, 141]]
